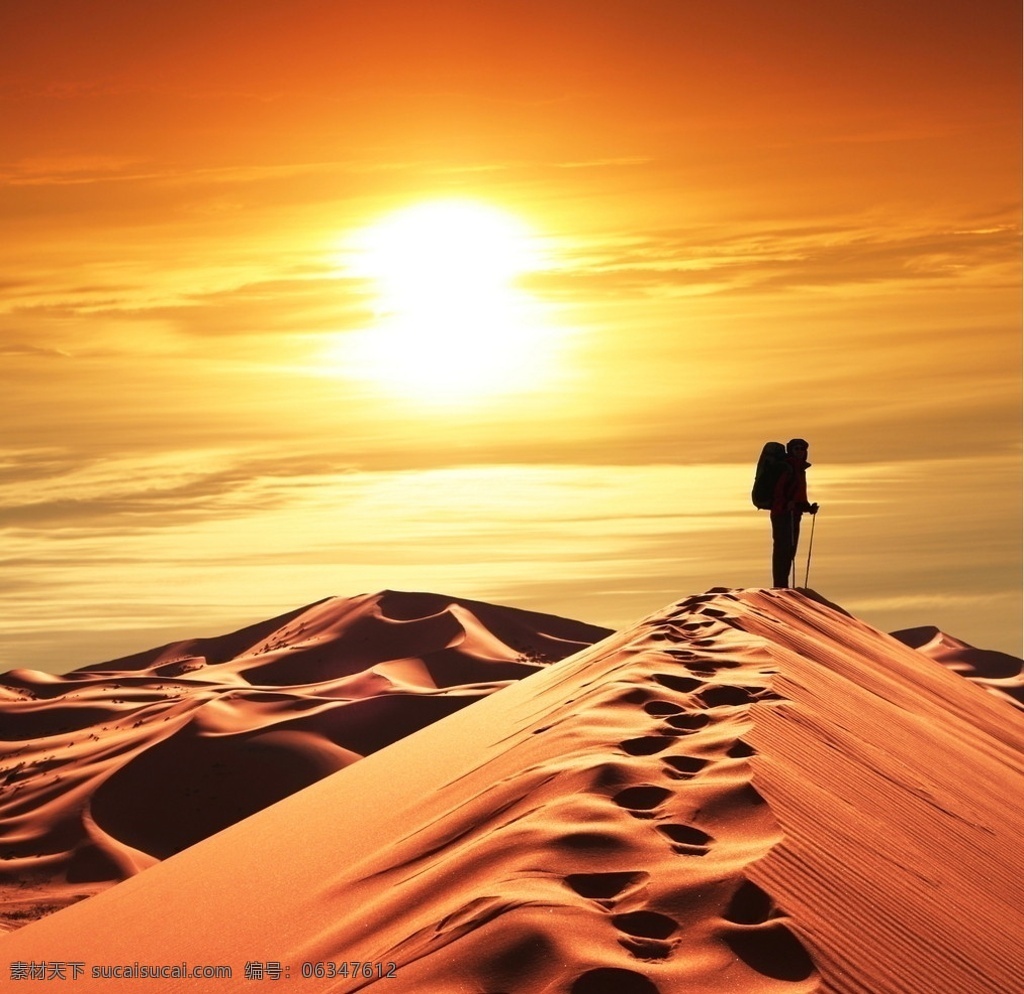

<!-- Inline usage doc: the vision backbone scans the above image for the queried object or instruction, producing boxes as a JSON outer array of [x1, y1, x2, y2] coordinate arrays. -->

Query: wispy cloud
[[554, 157, 654, 170], [851, 592, 1001, 612], [0, 447, 362, 531], [0, 343, 71, 358], [1, 266, 372, 348], [531, 218, 1021, 299], [0, 154, 156, 187]]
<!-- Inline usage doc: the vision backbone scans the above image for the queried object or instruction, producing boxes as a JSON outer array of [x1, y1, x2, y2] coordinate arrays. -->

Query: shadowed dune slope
[[0, 591, 610, 926], [2, 587, 1021, 994]]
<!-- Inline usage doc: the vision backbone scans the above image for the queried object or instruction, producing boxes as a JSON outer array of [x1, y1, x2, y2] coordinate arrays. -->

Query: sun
[[337, 199, 557, 405]]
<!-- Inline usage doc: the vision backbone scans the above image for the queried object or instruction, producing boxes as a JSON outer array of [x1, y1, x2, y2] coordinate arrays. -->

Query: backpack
[[751, 441, 787, 509]]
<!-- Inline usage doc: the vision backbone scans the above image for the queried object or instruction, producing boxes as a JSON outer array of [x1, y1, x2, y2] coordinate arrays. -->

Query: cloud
[[0, 154, 155, 187], [851, 592, 999, 612], [2, 268, 374, 345], [0, 343, 71, 358], [529, 218, 1021, 299], [0, 448, 365, 531], [554, 157, 654, 169]]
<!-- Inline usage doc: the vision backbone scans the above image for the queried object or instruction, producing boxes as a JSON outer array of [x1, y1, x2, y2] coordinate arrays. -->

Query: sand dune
[[891, 624, 1024, 710], [0, 591, 610, 928], [2, 586, 1021, 993]]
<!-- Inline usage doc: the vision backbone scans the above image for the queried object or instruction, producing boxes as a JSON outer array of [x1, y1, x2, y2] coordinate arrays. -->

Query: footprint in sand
[[612, 910, 678, 939], [720, 881, 816, 980], [612, 910, 679, 960], [643, 701, 684, 716], [727, 740, 756, 759], [648, 628, 683, 643], [620, 736, 676, 756], [680, 620, 716, 632], [680, 593, 715, 606], [699, 607, 731, 619], [613, 785, 672, 819], [559, 830, 627, 853], [663, 711, 710, 732], [653, 673, 703, 694], [570, 967, 660, 993], [662, 755, 709, 780], [723, 921, 816, 983], [697, 685, 758, 708], [687, 663, 718, 677], [658, 822, 712, 856], [564, 871, 646, 900], [723, 879, 778, 924], [621, 689, 650, 705]]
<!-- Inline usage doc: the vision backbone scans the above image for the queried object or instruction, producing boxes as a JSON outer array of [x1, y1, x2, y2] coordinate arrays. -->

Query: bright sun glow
[[335, 199, 558, 405]]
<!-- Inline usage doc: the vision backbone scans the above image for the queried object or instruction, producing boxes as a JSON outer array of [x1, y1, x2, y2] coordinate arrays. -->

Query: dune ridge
[[2, 586, 1021, 993]]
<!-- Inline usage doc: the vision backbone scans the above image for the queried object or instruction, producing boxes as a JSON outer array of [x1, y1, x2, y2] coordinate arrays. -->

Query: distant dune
[[1, 586, 1022, 994], [0, 591, 611, 928], [890, 624, 1024, 709]]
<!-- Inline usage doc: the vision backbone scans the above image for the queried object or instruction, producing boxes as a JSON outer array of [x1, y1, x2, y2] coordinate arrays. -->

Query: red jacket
[[771, 456, 809, 515]]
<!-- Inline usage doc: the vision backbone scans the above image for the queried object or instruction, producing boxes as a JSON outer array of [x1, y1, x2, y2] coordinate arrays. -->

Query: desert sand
[[2, 587, 1022, 994], [0, 592, 610, 926]]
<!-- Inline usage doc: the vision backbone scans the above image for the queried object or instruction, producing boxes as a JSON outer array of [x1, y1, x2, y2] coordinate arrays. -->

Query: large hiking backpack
[[751, 441, 787, 509]]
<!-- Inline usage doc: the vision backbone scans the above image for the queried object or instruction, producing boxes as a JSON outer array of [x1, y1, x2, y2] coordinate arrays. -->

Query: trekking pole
[[803, 510, 817, 587], [789, 509, 797, 588]]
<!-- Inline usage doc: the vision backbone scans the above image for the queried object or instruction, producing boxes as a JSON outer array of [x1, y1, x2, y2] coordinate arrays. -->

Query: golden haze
[[0, 0, 1020, 669]]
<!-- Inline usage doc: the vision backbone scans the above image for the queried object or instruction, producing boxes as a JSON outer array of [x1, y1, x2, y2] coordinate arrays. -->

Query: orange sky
[[1, 0, 1021, 670]]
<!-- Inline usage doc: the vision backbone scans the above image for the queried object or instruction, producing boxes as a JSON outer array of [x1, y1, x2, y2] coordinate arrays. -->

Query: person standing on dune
[[771, 438, 818, 587]]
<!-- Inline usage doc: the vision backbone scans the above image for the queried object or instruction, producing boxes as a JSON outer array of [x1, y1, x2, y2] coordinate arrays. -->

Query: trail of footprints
[[562, 594, 816, 994]]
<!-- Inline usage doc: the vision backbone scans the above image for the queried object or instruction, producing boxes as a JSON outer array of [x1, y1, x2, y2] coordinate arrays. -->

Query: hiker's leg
[[771, 513, 792, 586]]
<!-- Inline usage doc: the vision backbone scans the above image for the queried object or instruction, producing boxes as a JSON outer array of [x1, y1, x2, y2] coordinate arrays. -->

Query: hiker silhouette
[[768, 438, 818, 587]]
